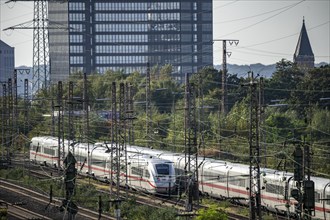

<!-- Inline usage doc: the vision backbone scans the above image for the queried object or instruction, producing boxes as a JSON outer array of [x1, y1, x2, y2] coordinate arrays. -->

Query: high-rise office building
[[0, 40, 15, 96], [48, 0, 213, 83]]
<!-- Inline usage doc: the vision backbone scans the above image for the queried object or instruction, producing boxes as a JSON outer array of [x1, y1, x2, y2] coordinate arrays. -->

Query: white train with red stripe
[[125, 145, 330, 219], [29, 136, 176, 195]]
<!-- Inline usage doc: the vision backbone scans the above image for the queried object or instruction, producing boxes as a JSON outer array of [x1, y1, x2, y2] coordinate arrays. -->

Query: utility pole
[[120, 83, 133, 194], [57, 81, 63, 171], [291, 142, 315, 219], [246, 72, 262, 220], [126, 83, 134, 144], [198, 73, 205, 158], [83, 73, 90, 174], [13, 71, 18, 143], [118, 83, 125, 192], [304, 143, 315, 219], [1, 84, 7, 165], [184, 73, 199, 214], [146, 63, 151, 148], [62, 151, 78, 219], [110, 82, 117, 199], [68, 81, 74, 153], [259, 78, 266, 167], [109, 82, 125, 220], [213, 39, 239, 115], [24, 79, 29, 170], [50, 80, 55, 137], [292, 144, 304, 219], [8, 78, 13, 164]]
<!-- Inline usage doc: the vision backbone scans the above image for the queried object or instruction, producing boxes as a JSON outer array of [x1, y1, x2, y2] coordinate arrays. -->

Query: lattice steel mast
[[184, 73, 199, 212], [4, 0, 68, 92], [248, 72, 262, 220]]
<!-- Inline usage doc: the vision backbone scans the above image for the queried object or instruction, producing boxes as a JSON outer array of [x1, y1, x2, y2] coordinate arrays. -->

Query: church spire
[[294, 18, 314, 70]]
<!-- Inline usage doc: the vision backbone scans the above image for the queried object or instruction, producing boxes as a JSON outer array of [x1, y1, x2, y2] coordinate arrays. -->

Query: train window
[[144, 170, 150, 178], [92, 159, 105, 167], [155, 164, 169, 175], [202, 171, 226, 182], [132, 167, 143, 176], [44, 147, 55, 156], [203, 171, 215, 181], [236, 179, 246, 187], [327, 195, 330, 205], [31, 145, 38, 151], [175, 168, 184, 175], [314, 192, 321, 203], [228, 177, 245, 187], [266, 183, 284, 194], [217, 174, 226, 183]]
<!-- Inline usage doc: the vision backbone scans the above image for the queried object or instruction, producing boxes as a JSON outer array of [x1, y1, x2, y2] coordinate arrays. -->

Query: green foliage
[[226, 98, 249, 132], [311, 109, 330, 139], [1, 62, 329, 177], [0, 207, 7, 220], [265, 112, 295, 142], [265, 59, 303, 103], [0, 167, 24, 180], [120, 198, 180, 220], [196, 204, 228, 220]]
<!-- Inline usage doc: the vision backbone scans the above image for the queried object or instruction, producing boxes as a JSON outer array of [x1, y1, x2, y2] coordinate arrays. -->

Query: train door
[[323, 182, 330, 220], [200, 161, 208, 193], [105, 157, 110, 179], [225, 167, 232, 198], [285, 176, 296, 214], [131, 165, 143, 190], [176, 157, 186, 193]]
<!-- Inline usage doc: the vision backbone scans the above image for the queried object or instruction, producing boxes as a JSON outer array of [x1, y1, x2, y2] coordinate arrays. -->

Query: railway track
[[3, 163, 253, 220], [93, 180, 251, 220], [8, 158, 283, 219], [0, 199, 53, 220], [0, 179, 115, 220]]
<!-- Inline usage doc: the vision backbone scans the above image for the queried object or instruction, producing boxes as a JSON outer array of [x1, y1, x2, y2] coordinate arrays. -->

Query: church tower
[[294, 18, 314, 71]]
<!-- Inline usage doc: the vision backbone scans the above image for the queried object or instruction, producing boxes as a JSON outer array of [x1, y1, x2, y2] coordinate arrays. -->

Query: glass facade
[[49, 0, 213, 82]]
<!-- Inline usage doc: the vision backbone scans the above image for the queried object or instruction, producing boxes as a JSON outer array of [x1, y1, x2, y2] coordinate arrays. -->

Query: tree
[[265, 59, 303, 104]]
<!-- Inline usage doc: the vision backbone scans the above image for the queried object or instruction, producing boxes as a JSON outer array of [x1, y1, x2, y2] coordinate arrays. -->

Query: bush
[[196, 204, 228, 220]]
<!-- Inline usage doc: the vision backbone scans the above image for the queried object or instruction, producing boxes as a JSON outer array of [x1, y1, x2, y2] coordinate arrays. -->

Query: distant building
[[0, 40, 15, 96], [293, 19, 314, 71], [48, 0, 213, 83]]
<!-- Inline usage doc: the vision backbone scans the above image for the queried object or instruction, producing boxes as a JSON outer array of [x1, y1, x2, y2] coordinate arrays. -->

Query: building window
[[202, 13, 212, 21], [70, 56, 83, 64], [69, 35, 83, 43], [69, 2, 85, 11], [69, 13, 85, 21], [70, 45, 83, 53], [70, 66, 84, 73], [70, 24, 85, 32]]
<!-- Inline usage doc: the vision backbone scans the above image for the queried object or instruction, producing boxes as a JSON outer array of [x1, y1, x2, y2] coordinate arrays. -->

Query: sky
[[0, 0, 329, 67]]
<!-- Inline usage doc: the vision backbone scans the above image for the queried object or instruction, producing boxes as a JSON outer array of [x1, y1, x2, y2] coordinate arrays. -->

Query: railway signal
[[61, 151, 78, 219]]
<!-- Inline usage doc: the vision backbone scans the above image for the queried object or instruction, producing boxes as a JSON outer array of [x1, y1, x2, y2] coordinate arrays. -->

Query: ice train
[[29, 136, 330, 219], [29, 136, 176, 195], [125, 145, 330, 219]]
